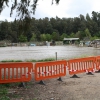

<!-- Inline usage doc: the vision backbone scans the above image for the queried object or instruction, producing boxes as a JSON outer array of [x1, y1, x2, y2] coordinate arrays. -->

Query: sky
[[0, 0, 100, 22]]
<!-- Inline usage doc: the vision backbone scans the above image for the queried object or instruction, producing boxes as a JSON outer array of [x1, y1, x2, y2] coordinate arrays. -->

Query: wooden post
[[55, 52, 57, 60]]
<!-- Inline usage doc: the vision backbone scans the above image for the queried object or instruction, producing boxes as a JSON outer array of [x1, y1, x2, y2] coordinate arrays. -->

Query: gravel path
[[8, 71, 100, 100]]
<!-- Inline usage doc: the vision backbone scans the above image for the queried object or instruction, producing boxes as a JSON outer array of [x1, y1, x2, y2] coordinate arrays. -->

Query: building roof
[[63, 38, 79, 41]]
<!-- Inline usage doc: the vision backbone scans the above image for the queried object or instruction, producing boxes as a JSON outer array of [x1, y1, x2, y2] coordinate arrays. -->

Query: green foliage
[[11, 94, 21, 98], [38, 58, 55, 62], [0, 0, 60, 18], [90, 36, 99, 41], [0, 96, 10, 100], [0, 89, 8, 95], [75, 31, 85, 40], [84, 28, 91, 39], [1, 60, 22, 62], [95, 31, 100, 37], [26, 58, 55, 62], [26, 60, 37, 62], [45, 34, 52, 41], [18, 34, 27, 42], [14, 60, 22, 62], [1, 11, 100, 41], [30, 34, 36, 42], [60, 33, 69, 40], [1, 84, 10, 88], [0, 58, 55, 62], [1, 60, 15, 62], [0, 84, 10, 100], [70, 33, 75, 38], [40, 33, 52, 41], [52, 32, 60, 41], [40, 34, 47, 41]]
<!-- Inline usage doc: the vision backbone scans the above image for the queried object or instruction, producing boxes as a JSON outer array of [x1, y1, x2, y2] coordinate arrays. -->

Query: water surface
[[0, 46, 100, 61]]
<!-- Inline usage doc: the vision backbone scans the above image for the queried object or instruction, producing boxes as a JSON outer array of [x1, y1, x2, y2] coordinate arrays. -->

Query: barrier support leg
[[70, 74, 80, 78], [95, 70, 100, 73], [57, 77, 63, 82], [18, 82, 26, 87], [86, 72, 94, 75], [38, 80, 45, 85]]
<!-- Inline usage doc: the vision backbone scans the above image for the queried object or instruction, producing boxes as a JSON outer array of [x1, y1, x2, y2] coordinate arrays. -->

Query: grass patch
[[1, 60, 22, 62], [26, 59, 37, 62], [1, 58, 55, 62], [0, 88, 8, 95], [0, 84, 11, 88], [14, 60, 22, 62], [0, 83, 23, 100], [38, 58, 55, 62], [0, 84, 10, 100], [32, 99, 37, 100], [11, 94, 21, 98], [1, 60, 15, 62], [26, 58, 55, 62], [0, 96, 10, 100]]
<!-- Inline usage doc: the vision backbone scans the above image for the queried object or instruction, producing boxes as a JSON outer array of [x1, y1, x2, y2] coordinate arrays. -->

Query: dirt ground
[[7, 71, 100, 100]]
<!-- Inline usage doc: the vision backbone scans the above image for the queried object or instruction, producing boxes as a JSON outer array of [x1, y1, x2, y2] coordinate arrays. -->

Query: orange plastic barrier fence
[[68, 57, 95, 75], [95, 56, 100, 72], [0, 62, 33, 83], [32, 63, 35, 73], [34, 60, 67, 81]]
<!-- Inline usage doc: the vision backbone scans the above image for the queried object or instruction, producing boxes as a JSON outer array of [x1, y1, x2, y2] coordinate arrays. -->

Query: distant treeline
[[0, 11, 100, 42]]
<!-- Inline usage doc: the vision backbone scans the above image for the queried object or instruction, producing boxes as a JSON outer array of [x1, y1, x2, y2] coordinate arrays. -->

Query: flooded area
[[0, 45, 100, 61]]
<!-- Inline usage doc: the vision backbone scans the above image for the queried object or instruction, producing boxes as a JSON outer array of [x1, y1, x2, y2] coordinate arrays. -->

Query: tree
[[79, 14, 86, 31], [70, 32, 75, 38], [30, 33, 36, 42], [84, 28, 91, 39], [0, 20, 11, 41], [0, 0, 60, 19], [0, 0, 60, 37], [73, 17, 81, 33], [18, 34, 27, 42], [52, 32, 60, 41], [65, 18, 74, 35], [40, 34, 47, 41], [60, 33, 69, 40], [46, 34, 52, 41], [92, 11, 98, 23], [75, 31, 85, 40], [35, 30, 41, 41], [2, 2, 100, 42]]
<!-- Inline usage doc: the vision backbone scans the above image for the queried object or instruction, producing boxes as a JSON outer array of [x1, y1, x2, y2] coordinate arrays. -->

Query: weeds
[[1, 60, 22, 62], [38, 58, 55, 62], [32, 99, 37, 100], [0, 83, 22, 100], [11, 94, 21, 98], [0, 88, 8, 95], [1, 58, 55, 62], [0, 84, 10, 100], [0, 96, 10, 100]]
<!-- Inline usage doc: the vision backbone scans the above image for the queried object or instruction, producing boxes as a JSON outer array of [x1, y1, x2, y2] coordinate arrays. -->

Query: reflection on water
[[0, 46, 100, 61]]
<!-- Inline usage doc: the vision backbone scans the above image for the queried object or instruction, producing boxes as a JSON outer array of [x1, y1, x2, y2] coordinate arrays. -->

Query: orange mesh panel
[[0, 62, 33, 83], [35, 60, 67, 81], [68, 57, 95, 75], [95, 56, 100, 70]]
